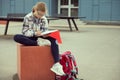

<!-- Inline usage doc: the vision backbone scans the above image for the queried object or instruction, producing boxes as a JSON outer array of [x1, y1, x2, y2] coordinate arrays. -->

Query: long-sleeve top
[[22, 12, 48, 37]]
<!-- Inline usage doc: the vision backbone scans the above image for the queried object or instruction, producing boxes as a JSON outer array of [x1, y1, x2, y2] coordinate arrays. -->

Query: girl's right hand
[[35, 30, 41, 36]]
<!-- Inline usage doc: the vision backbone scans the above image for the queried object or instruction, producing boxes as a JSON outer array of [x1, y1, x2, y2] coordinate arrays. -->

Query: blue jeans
[[14, 34, 59, 63]]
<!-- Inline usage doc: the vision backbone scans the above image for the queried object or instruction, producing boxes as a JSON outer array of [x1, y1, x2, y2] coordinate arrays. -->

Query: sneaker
[[37, 38, 51, 46], [50, 62, 65, 76]]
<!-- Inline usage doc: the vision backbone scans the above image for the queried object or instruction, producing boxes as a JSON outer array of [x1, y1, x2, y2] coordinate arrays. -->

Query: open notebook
[[41, 30, 62, 44], [41, 30, 58, 36]]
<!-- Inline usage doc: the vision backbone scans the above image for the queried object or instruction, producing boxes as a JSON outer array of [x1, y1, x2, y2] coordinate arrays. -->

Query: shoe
[[37, 38, 51, 46], [50, 62, 65, 76]]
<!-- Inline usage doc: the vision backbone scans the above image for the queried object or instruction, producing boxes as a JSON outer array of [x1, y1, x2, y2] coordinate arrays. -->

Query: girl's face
[[34, 10, 45, 18]]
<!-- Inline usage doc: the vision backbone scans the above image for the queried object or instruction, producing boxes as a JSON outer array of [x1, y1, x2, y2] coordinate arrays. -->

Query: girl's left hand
[[43, 34, 50, 38]]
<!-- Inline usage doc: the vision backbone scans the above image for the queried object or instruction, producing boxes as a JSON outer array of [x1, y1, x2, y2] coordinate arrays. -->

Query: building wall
[[79, 0, 120, 21], [1, 0, 10, 16], [51, 0, 58, 16], [0, 0, 52, 16], [0, 1, 2, 16], [79, 0, 93, 20], [0, 0, 120, 21], [111, 0, 120, 21]]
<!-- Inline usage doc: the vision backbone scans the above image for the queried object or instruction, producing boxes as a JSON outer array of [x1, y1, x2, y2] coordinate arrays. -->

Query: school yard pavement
[[0, 20, 120, 80]]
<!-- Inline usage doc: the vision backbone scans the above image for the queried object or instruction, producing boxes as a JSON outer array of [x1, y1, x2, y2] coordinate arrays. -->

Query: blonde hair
[[32, 2, 47, 13]]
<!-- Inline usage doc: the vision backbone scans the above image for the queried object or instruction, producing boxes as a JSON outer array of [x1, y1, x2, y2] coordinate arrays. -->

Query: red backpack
[[56, 51, 78, 80]]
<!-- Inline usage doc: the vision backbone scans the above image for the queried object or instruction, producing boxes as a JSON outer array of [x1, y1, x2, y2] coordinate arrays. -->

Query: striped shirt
[[22, 12, 48, 37]]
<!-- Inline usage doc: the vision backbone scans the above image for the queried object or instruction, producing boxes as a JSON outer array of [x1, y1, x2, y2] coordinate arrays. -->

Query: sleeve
[[41, 16, 48, 32], [44, 17, 48, 31], [22, 17, 35, 37]]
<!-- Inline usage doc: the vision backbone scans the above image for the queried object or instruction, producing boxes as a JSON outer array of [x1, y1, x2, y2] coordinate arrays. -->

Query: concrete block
[[17, 44, 55, 80]]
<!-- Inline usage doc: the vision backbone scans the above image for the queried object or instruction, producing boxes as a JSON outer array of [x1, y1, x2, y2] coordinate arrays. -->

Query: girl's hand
[[43, 34, 50, 38], [35, 31, 41, 36]]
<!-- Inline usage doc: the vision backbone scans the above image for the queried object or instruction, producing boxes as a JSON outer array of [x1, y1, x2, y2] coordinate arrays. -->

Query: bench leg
[[72, 19, 79, 31], [67, 19, 72, 31], [4, 21, 9, 35]]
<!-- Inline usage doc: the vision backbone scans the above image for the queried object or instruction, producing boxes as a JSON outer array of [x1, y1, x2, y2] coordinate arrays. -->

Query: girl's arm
[[41, 16, 48, 32], [22, 17, 35, 37]]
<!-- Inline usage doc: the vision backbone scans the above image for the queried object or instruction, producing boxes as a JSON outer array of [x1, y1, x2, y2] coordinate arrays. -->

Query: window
[[58, 0, 78, 16], [71, 0, 78, 6], [71, 8, 78, 16], [61, 0, 68, 5], [60, 8, 68, 16]]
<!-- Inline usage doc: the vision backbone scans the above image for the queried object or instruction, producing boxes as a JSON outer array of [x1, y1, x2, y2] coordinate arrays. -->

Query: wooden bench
[[0, 13, 26, 35], [47, 16, 86, 31], [0, 14, 59, 35], [0, 13, 86, 35]]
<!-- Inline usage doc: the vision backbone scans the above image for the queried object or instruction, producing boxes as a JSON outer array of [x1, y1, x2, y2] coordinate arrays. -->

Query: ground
[[0, 20, 120, 80]]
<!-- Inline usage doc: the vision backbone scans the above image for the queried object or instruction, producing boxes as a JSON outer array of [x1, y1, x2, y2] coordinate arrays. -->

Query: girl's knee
[[14, 34, 23, 42], [51, 40, 58, 45], [45, 37, 58, 45]]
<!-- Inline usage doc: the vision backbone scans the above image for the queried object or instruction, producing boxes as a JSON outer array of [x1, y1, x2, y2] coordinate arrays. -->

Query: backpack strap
[[68, 53, 78, 74]]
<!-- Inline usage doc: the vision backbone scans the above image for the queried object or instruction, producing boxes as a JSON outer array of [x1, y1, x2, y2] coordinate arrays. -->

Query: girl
[[14, 2, 65, 76]]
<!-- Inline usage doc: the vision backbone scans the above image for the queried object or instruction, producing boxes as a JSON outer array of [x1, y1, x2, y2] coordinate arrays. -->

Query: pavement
[[0, 20, 120, 80]]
